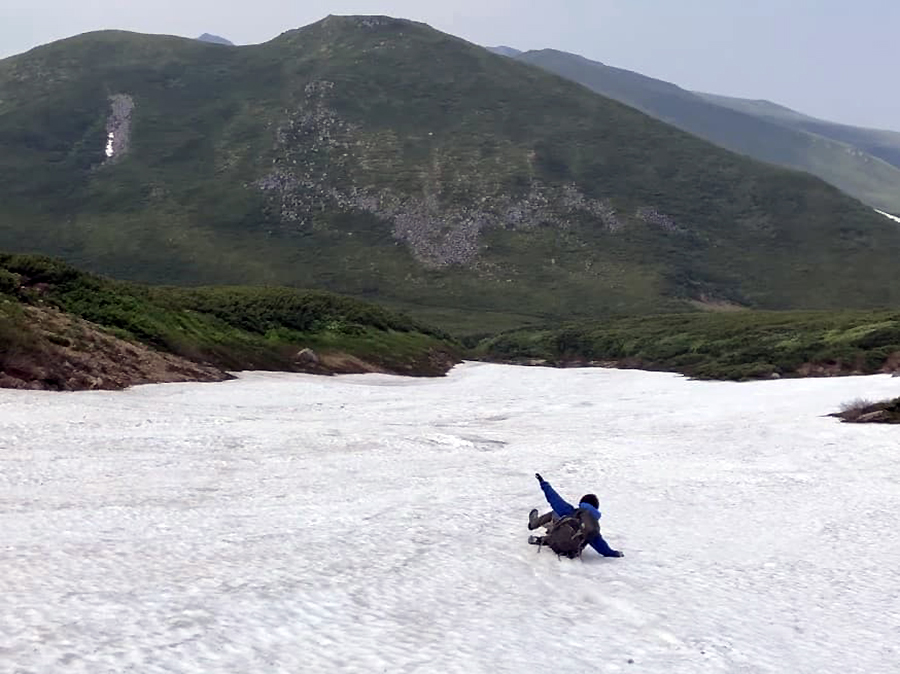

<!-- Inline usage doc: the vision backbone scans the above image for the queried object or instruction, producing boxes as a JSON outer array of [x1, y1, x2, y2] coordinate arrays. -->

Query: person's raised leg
[[528, 510, 557, 530]]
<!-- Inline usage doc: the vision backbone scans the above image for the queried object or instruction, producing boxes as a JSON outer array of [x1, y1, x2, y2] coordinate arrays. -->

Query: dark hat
[[580, 493, 599, 509]]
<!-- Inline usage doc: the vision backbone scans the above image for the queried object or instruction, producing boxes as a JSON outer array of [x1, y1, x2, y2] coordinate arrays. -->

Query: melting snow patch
[[104, 94, 134, 162], [876, 209, 900, 224]]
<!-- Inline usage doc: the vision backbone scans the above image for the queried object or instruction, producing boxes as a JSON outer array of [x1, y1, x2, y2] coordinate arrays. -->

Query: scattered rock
[[636, 206, 685, 234], [0, 373, 27, 389], [856, 410, 890, 423], [295, 348, 320, 365], [256, 81, 626, 269], [797, 360, 853, 377]]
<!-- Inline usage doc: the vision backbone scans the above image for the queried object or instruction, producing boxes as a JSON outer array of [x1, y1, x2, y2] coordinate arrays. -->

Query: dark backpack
[[542, 508, 600, 559]]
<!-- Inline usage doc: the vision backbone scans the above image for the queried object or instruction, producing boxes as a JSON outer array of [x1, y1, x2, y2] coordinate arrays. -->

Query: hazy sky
[[2, 0, 897, 130]]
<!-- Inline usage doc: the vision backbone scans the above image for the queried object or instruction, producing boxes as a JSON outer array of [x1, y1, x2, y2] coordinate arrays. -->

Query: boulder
[[295, 348, 320, 365]]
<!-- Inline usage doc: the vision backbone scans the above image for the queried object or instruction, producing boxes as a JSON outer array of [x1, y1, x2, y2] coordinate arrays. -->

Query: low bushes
[[477, 310, 900, 380]]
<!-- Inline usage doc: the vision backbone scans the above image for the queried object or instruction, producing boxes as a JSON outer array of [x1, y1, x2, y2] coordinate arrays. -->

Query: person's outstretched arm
[[589, 533, 624, 558], [535, 473, 574, 517]]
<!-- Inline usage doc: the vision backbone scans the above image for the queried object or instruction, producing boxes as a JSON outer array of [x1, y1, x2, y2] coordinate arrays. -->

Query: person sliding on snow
[[528, 473, 623, 558]]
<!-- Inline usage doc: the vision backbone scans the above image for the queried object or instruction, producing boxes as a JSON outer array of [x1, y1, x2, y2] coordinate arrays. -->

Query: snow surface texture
[[1, 364, 899, 673]]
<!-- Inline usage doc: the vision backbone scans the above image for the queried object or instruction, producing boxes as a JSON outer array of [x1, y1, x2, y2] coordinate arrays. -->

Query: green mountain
[[516, 49, 900, 215], [2, 16, 900, 334]]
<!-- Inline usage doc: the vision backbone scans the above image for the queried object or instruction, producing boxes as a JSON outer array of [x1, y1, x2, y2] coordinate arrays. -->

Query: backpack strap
[[575, 507, 600, 542]]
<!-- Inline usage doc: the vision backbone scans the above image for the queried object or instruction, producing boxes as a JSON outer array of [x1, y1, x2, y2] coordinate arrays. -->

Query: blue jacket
[[540, 480, 621, 557]]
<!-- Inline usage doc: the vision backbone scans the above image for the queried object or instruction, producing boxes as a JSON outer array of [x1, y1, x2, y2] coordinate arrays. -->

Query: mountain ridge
[[196, 33, 235, 46], [513, 47, 900, 214], [695, 91, 900, 171], [487, 46, 522, 57]]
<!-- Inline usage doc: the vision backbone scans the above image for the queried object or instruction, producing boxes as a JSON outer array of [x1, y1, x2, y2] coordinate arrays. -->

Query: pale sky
[[2, 0, 898, 130]]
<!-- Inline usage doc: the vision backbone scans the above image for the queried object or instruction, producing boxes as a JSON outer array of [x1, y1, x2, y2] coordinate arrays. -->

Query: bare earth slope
[[0, 305, 229, 390]]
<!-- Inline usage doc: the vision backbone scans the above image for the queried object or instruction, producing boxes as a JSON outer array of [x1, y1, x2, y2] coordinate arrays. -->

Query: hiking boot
[[528, 509, 540, 530]]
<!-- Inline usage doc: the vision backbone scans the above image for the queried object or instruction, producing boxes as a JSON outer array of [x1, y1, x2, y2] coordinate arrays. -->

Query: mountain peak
[[487, 46, 521, 58], [526, 48, 606, 67], [315, 14, 427, 32], [273, 14, 431, 45], [196, 33, 234, 46], [323, 14, 413, 25]]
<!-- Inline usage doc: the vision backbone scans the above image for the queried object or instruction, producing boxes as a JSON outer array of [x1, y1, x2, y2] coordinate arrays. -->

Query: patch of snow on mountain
[[876, 209, 900, 224]]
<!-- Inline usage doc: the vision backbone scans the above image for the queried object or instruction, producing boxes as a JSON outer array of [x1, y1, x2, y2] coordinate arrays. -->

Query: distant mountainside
[[1, 16, 900, 333], [197, 33, 234, 46], [696, 92, 900, 172], [516, 49, 900, 215], [487, 46, 521, 57], [694, 93, 825, 125]]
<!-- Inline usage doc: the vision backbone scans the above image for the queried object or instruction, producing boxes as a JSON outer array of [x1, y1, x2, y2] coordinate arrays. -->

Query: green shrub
[[0, 254, 85, 287], [0, 269, 20, 295], [0, 252, 458, 374], [478, 310, 900, 380]]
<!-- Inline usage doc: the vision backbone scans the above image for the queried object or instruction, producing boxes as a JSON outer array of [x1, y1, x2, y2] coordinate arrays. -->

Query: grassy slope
[[1, 19, 900, 336], [520, 50, 900, 215], [476, 310, 900, 380], [0, 253, 459, 383]]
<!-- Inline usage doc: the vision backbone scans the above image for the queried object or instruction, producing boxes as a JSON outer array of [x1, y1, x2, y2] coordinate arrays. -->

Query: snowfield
[[1, 363, 899, 674]]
